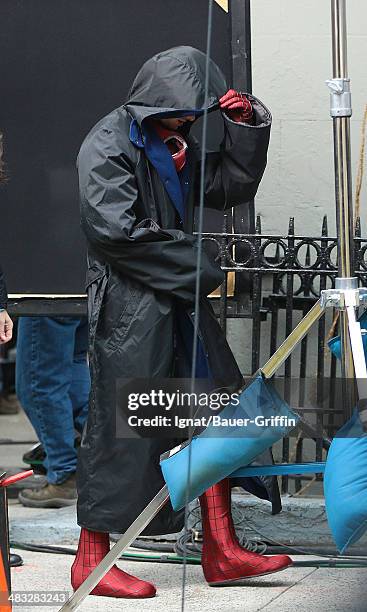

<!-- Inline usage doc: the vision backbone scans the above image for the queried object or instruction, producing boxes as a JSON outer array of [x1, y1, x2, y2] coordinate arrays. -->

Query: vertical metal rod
[[219, 215, 229, 333], [0, 487, 11, 596], [346, 305, 367, 396], [331, 0, 348, 79], [230, 0, 255, 296], [316, 221, 327, 467], [282, 218, 295, 493], [251, 217, 262, 372], [330, 0, 355, 418]]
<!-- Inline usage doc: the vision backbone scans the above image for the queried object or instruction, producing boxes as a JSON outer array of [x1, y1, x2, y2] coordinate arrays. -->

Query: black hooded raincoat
[[76, 47, 279, 535]]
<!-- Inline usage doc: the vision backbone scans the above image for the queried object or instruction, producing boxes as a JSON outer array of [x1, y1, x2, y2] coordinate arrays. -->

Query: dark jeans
[[16, 317, 90, 484]]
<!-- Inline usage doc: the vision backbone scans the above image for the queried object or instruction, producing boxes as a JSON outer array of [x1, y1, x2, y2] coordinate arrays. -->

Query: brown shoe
[[0, 393, 21, 415], [18, 473, 77, 508]]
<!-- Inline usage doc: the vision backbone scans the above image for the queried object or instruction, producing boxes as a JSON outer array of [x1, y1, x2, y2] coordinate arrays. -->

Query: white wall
[[228, 1, 367, 375], [251, 0, 367, 236]]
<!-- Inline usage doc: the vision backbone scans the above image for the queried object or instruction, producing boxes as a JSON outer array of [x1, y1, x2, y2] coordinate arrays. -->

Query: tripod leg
[[259, 299, 331, 446], [261, 300, 325, 379], [346, 305, 367, 398], [59, 486, 169, 612]]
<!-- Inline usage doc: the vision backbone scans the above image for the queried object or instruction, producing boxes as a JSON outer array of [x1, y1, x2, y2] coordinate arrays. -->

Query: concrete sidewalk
[[9, 549, 367, 612], [7, 496, 367, 611], [3, 409, 367, 609], [8, 495, 367, 551]]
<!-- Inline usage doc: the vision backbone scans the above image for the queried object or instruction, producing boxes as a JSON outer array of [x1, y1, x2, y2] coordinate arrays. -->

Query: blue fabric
[[233, 462, 326, 477], [16, 317, 90, 484], [324, 409, 367, 553], [142, 121, 185, 221], [175, 306, 211, 379], [130, 118, 206, 375], [129, 116, 194, 220], [130, 117, 208, 378], [129, 119, 145, 148], [328, 309, 367, 360], [160, 374, 299, 511]]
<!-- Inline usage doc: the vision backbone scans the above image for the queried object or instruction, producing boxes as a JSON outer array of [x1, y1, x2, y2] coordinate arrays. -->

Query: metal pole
[[0, 487, 11, 609], [230, 0, 254, 297], [230, 0, 252, 95], [329, 0, 356, 417]]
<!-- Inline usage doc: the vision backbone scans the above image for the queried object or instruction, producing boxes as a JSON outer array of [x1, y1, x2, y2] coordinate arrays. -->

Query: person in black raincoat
[[72, 47, 292, 599]]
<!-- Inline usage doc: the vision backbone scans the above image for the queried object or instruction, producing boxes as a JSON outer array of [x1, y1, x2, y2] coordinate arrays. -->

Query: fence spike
[[222, 213, 230, 233], [355, 216, 361, 237], [305, 244, 311, 267], [322, 215, 328, 236], [256, 214, 262, 234]]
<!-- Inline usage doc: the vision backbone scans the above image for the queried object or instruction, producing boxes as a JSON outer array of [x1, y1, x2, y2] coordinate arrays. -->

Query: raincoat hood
[[124, 46, 227, 125]]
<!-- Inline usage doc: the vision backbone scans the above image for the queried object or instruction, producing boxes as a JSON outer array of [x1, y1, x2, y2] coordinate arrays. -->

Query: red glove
[[219, 89, 253, 124]]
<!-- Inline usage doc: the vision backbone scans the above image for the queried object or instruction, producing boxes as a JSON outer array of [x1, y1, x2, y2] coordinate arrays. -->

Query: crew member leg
[[16, 317, 83, 507]]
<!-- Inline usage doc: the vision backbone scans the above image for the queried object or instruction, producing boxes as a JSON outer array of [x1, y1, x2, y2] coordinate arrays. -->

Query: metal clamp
[[321, 284, 367, 310], [326, 77, 352, 117]]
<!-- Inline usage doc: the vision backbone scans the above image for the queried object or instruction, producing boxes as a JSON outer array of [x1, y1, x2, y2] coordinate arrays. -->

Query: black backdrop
[[0, 0, 231, 295]]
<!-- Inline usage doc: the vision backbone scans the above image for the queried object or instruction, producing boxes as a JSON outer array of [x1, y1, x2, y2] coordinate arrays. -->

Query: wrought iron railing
[[199, 214, 367, 494]]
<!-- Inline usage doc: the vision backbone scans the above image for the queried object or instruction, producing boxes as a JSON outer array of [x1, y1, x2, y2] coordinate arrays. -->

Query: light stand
[[263, 0, 367, 408], [325, 0, 367, 413], [59, 2, 367, 609]]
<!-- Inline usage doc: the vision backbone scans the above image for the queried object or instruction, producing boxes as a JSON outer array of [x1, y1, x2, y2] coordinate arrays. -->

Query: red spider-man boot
[[71, 528, 156, 598], [199, 479, 293, 586]]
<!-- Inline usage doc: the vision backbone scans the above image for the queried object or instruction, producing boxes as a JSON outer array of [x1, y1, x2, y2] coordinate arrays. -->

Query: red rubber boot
[[199, 479, 293, 586], [71, 528, 156, 598]]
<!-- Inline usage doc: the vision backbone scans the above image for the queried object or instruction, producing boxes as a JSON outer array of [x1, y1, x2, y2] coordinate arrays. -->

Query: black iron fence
[[3, 215, 366, 495], [200, 214, 367, 494]]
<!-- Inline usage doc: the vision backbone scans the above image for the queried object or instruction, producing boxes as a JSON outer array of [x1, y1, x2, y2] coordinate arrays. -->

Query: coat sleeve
[[78, 128, 224, 303], [0, 264, 8, 309], [197, 95, 272, 210]]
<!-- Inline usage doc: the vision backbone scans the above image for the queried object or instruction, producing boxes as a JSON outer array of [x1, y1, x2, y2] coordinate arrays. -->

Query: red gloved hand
[[219, 89, 253, 124]]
